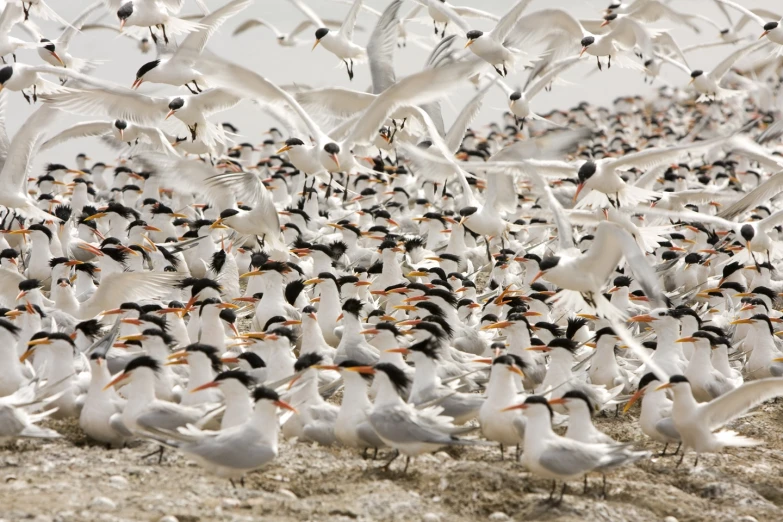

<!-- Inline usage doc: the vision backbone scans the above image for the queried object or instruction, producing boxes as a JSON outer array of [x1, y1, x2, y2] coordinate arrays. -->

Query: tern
[[623, 372, 681, 455], [145, 386, 294, 485], [504, 396, 649, 501], [660, 375, 783, 466], [311, 0, 366, 80]]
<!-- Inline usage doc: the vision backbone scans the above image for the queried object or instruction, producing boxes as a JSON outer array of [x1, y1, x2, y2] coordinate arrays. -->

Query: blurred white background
[[4, 0, 774, 171]]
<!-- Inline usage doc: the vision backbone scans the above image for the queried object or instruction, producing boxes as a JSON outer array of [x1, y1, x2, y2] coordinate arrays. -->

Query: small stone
[[278, 488, 297, 500], [222, 498, 241, 508], [108, 476, 128, 488], [489, 513, 510, 521], [664, 517, 678, 522], [89, 497, 116, 512], [738, 518, 758, 522], [422, 513, 440, 522], [158, 517, 179, 522]]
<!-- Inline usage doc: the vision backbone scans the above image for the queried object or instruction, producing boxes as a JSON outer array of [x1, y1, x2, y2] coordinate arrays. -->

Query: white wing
[[367, 0, 401, 94], [58, 1, 103, 48], [652, 32, 690, 70], [581, 221, 663, 304], [189, 88, 244, 116], [698, 378, 783, 430], [628, 0, 701, 32], [2, 105, 59, 198], [444, 79, 494, 153], [710, 39, 767, 81], [0, 3, 24, 35], [40, 121, 113, 150], [718, 170, 783, 219], [608, 17, 653, 58], [80, 272, 184, 319], [232, 18, 277, 37], [511, 9, 585, 49], [451, 5, 499, 22], [0, 91, 10, 172], [491, 0, 533, 43], [345, 57, 485, 146], [525, 56, 580, 99], [289, 0, 325, 27], [716, 0, 767, 30], [340, 0, 364, 41], [174, 0, 252, 65], [734, 8, 781, 33], [605, 134, 731, 171]]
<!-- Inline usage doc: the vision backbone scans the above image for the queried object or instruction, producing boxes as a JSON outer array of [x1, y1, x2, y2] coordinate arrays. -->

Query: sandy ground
[[1, 402, 782, 522]]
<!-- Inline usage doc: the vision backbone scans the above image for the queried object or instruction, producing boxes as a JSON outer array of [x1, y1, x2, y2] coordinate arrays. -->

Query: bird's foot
[[608, 55, 612, 68], [597, 57, 602, 71], [503, 64, 508, 76], [493, 66, 504, 76], [189, 124, 198, 142], [22, 91, 31, 104], [185, 83, 198, 94], [149, 27, 158, 44], [161, 24, 169, 44], [193, 80, 202, 93]]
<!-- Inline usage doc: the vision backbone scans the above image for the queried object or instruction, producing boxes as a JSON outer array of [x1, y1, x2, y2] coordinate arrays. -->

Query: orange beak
[[190, 381, 220, 393], [103, 371, 130, 391], [573, 183, 585, 201]]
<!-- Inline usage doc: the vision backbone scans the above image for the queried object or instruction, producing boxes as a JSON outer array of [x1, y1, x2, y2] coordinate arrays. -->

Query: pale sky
[[5, 0, 773, 172]]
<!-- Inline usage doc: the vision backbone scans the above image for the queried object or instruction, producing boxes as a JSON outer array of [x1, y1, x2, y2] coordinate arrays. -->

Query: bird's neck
[[411, 356, 440, 398]]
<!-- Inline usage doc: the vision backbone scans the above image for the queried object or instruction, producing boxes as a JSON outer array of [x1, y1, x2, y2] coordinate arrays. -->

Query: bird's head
[[166, 97, 185, 120], [465, 30, 483, 47], [324, 142, 341, 168], [117, 2, 133, 30], [40, 38, 65, 67], [579, 36, 595, 56], [0, 65, 13, 89], [509, 91, 522, 105], [601, 13, 618, 27], [656, 374, 689, 393], [762, 21, 779, 39], [277, 137, 304, 154], [312, 28, 329, 50], [133, 60, 160, 89], [530, 255, 560, 284]]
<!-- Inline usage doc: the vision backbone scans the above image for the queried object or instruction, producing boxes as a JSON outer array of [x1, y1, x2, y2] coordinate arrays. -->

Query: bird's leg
[[615, 404, 620, 417], [674, 442, 681, 455], [557, 482, 567, 504], [583, 475, 588, 494], [185, 83, 198, 94], [21, 90, 31, 104], [161, 24, 169, 45], [193, 80, 202, 93], [10, 53, 15, 63], [141, 445, 165, 463], [485, 236, 492, 263], [493, 66, 504, 76], [22, 2, 30, 20], [325, 172, 334, 199], [515, 444, 521, 461], [149, 27, 158, 44], [403, 456, 411, 473], [499, 443, 505, 461], [597, 57, 602, 71], [362, 448, 369, 459], [343, 60, 352, 81], [381, 449, 400, 471], [548, 480, 557, 501], [441, 22, 448, 37], [373, 447, 378, 460], [230, 479, 237, 489], [601, 474, 608, 499], [189, 123, 198, 142], [240, 477, 245, 488], [503, 64, 508, 76], [1, 56, 5, 64], [441, 182, 447, 198], [32, 84, 37, 103], [676, 450, 686, 468], [693, 455, 699, 468], [433, 20, 438, 35], [660, 443, 668, 457], [608, 55, 611, 69]]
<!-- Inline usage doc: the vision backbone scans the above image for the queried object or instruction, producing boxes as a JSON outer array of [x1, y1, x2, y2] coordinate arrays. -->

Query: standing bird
[[660, 375, 783, 467]]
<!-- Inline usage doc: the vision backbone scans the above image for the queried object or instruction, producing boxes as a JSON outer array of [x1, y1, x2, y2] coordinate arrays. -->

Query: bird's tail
[[714, 430, 763, 448], [19, 425, 61, 439]]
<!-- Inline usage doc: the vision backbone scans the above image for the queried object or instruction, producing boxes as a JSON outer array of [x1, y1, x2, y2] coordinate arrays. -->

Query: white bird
[[144, 386, 294, 484], [623, 372, 681, 455], [32, 1, 104, 73], [660, 375, 783, 466], [79, 352, 131, 448], [113, 0, 204, 45], [132, 0, 252, 92], [716, 0, 783, 47], [504, 396, 648, 501], [368, 362, 482, 472], [0, 379, 61, 443], [312, 0, 366, 80], [478, 354, 526, 459], [0, 3, 41, 64]]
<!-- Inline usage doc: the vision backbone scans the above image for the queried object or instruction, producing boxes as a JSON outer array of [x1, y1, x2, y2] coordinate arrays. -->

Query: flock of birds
[[3, 0, 783, 505]]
